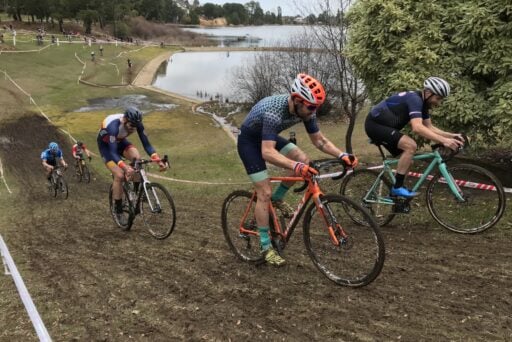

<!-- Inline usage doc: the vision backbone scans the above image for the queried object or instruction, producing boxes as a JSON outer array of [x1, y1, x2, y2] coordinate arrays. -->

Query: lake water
[[182, 25, 308, 48], [153, 51, 256, 101], [154, 25, 309, 101]]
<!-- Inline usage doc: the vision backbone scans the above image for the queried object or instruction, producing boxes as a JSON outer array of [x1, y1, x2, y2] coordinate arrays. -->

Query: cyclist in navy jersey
[[41, 142, 68, 184], [365, 77, 463, 198], [237, 73, 358, 266], [97, 107, 167, 225]]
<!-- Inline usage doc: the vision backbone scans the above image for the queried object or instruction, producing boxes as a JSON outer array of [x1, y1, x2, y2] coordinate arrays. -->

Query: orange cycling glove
[[150, 153, 161, 162], [339, 153, 358, 168], [293, 162, 318, 177]]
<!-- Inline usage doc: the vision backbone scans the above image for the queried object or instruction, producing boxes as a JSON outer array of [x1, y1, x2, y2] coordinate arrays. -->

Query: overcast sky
[[198, 1, 304, 17]]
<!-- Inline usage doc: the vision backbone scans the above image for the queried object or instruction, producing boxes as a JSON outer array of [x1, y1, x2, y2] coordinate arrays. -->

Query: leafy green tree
[[347, 0, 512, 146], [202, 3, 224, 19], [79, 9, 98, 34], [245, 1, 264, 25], [223, 3, 247, 24]]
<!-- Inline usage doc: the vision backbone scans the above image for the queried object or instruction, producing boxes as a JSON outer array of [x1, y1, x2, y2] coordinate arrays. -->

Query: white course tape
[[0, 236, 52, 341]]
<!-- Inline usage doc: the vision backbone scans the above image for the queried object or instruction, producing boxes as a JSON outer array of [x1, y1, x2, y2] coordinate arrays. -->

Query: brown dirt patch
[[0, 112, 511, 341]]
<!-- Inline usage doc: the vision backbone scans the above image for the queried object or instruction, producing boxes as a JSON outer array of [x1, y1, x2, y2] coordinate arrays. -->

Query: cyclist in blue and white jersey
[[365, 77, 463, 198], [41, 142, 68, 184], [237, 73, 358, 266], [97, 107, 167, 224]]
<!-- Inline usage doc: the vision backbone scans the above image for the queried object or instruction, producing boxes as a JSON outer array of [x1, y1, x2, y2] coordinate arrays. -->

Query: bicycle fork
[[314, 196, 347, 247]]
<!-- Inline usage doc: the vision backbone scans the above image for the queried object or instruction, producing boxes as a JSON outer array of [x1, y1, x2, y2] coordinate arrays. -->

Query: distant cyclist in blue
[[41, 142, 68, 184], [365, 76, 463, 198], [97, 106, 167, 225], [237, 73, 358, 266]]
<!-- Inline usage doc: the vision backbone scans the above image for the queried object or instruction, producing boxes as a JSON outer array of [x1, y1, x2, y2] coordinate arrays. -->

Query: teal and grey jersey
[[241, 94, 319, 140]]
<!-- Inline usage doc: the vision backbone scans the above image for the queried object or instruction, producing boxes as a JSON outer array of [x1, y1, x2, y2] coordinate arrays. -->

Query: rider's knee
[[256, 186, 272, 202], [111, 169, 124, 181]]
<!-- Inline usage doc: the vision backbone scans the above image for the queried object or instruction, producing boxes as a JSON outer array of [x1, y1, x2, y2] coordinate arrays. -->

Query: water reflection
[[182, 25, 307, 48], [153, 51, 255, 102], [74, 94, 178, 112]]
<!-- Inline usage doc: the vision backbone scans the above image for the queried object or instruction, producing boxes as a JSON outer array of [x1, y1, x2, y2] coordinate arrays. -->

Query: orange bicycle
[[221, 159, 385, 287]]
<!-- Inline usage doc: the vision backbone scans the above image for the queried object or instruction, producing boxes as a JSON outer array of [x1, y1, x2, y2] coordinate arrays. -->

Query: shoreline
[[132, 49, 201, 104]]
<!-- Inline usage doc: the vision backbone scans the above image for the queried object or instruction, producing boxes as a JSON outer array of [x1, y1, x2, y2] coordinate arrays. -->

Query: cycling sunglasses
[[300, 100, 318, 111]]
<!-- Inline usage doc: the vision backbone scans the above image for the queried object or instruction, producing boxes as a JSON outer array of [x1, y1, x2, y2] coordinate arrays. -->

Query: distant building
[[293, 16, 306, 24]]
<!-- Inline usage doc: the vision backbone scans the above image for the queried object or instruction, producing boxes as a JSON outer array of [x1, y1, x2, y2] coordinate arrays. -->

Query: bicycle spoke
[[83, 164, 91, 183], [109, 185, 133, 231], [140, 183, 176, 239], [427, 164, 506, 233], [303, 194, 385, 287], [221, 190, 264, 263], [59, 178, 68, 199], [341, 169, 395, 226]]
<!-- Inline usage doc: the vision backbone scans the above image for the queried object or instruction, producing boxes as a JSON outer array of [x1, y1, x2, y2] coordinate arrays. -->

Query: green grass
[[1, 37, 510, 226]]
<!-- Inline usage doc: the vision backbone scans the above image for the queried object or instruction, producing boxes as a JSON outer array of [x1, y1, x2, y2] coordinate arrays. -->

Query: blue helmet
[[49, 142, 59, 152], [124, 106, 143, 124]]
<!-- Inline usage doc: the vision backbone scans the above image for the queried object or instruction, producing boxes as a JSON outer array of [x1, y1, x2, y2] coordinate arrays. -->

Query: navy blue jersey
[[97, 113, 155, 164], [368, 91, 430, 130]]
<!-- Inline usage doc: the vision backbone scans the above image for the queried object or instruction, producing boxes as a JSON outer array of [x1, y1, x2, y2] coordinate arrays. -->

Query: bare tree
[[232, 33, 336, 116], [297, 0, 367, 153], [232, 52, 281, 104]]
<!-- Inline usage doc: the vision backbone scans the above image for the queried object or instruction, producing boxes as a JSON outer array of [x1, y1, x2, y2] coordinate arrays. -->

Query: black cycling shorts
[[365, 114, 404, 157]]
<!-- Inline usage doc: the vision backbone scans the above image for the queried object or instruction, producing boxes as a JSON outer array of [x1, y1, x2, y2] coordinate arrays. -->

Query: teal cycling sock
[[271, 183, 290, 202], [258, 227, 271, 250]]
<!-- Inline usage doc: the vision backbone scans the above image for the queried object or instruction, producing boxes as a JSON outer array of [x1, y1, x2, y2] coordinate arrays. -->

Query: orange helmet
[[290, 73, 326, 105]]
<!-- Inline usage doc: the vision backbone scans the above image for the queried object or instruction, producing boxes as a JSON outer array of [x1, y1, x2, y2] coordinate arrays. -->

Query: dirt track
[[0, 113, 511, 341]]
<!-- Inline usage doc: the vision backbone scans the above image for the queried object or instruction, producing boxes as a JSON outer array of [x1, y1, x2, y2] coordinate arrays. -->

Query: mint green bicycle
[[340, 141, 506, 234]]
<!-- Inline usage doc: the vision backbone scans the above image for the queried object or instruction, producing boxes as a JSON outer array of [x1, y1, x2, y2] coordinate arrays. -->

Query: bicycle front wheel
[[340, 169, 395, 226], [58, 177, 69, 199], [82, 164, 91, 183], [109, 185, 133, 231], [140, 183, 176, 239], [221, 190, 264, 263], [74, 165, 82, 182], [48, 177, 58, 197], [427, 163, 506, 233], [303, 194, 385, 287]]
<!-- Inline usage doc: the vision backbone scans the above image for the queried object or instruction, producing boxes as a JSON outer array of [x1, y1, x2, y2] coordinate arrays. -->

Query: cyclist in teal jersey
[[237, 73, 358, 266]]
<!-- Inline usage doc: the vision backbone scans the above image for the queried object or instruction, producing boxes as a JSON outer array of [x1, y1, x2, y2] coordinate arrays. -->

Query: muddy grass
[[0, 114, 511, 341]]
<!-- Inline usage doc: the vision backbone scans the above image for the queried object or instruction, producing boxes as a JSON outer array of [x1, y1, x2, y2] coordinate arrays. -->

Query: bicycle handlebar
[[131, 155, 169, 168], [293, 158, 349, 193], [431, 133, 469, 160]]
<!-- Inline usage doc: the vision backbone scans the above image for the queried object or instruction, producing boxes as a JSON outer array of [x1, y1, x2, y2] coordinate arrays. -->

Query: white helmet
[[424, 77, 450, 97]]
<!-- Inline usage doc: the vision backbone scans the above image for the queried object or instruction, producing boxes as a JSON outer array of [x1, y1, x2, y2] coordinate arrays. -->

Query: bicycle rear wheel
[[427, 163, 506, 233], [109, 184, 133, 231], [221, 190, 264, 263], [340, 169, 395, 226], [140, 183, 176, 239], [303, 194, 385, 287], [82, 164, 91, 183]]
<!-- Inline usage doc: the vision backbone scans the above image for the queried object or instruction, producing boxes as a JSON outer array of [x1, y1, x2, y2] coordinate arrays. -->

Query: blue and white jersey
[[369, 91, 430, 130], [40, 148, 63, 162], [241, 95, 319, 141]]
